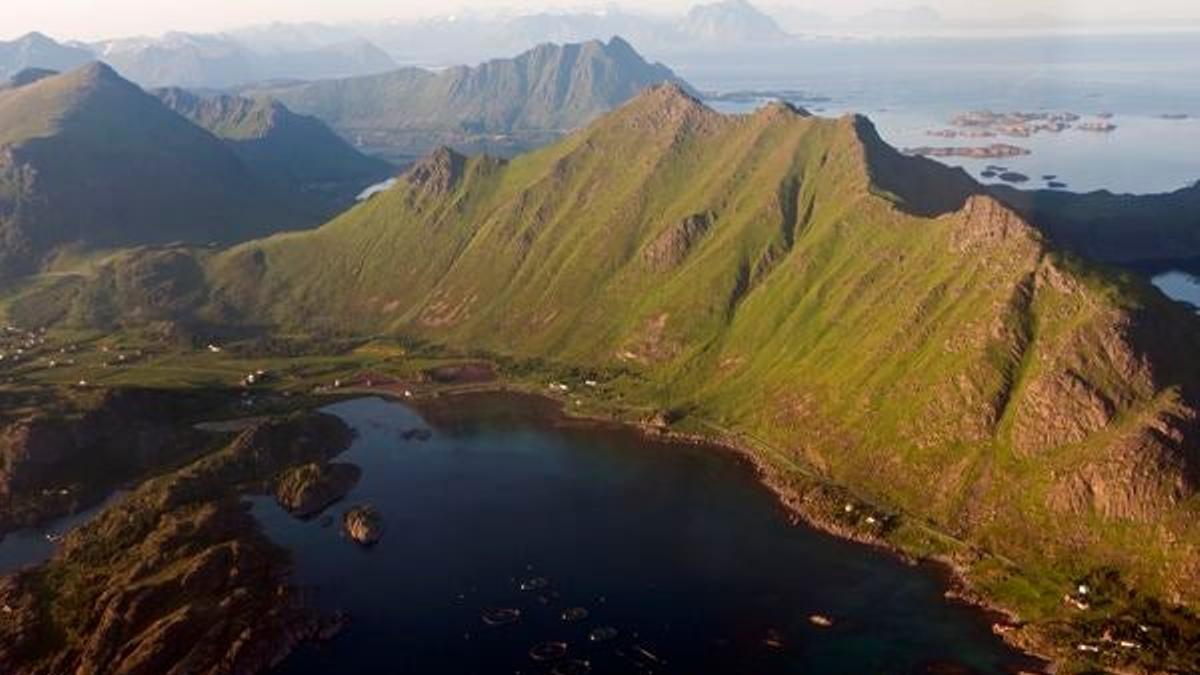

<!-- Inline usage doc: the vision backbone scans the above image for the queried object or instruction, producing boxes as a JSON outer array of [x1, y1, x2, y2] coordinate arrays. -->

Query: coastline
[[0, 378, 1062, 673], [353, 383, 1058, 673]]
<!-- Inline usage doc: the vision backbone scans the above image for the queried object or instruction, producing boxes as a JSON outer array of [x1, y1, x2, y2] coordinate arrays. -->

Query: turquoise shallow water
[[262, 394, 1036, 675]]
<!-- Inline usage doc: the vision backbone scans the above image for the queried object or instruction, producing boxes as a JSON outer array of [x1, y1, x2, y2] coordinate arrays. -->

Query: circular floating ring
[[529, 641, 569, 662], [588, 626, 618, 643], [561, 607, 589, 622], [520, 576, 550, 592], [480, 607, 521, 626]]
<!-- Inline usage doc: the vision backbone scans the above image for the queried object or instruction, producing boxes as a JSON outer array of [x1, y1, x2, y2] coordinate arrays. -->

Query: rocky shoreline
[[624, 423, 1056, 672], [547, 396, 1198, 674], [3, 381, 1193, 673], [0, 388, 240, 541], [401, 386, 1058, 672], [0, 411, 355, 675]]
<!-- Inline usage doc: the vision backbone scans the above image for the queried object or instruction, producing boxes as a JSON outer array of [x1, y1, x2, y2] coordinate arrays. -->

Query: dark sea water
[[670, 33, 1200, 194], [262, 394, 1034, 675], [0, 491, 126, 576]]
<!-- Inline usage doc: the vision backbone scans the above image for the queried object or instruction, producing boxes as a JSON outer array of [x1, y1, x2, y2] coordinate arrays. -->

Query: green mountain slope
[[0, 63, 336, 280], [10, 86, 1200, 666], [225, 87, 1200, 605], [245, 37, 691, 161], [154, 87, 392, 201]]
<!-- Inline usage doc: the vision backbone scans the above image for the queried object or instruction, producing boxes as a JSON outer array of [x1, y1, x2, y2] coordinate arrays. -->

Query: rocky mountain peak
[[951, 194, 1044, 254], [614, 82, 721, 133], [56, 61, 136, 96], [755, 99, 812, 120], [15, 32, 56, 48], [406, 146, 468, 195]]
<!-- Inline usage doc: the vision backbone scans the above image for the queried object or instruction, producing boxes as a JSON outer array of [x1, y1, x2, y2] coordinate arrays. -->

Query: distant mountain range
[[0, 63, 388, 280], [0, 33, 92, 80], [92, 32, 397, 88], [0, 2, 801, 87], [680, 0, 791, 42], [0, 30, 396, 90], [154, 87, 391, 193], [277, 1, 796, 65], [245, 37, 692, 162]]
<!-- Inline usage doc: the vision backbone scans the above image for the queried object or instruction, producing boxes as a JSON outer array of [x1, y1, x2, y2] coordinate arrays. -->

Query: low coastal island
[[925, 109, 1120, 143], [904, 143, 1031, 159], [703, 89, 831, 105]]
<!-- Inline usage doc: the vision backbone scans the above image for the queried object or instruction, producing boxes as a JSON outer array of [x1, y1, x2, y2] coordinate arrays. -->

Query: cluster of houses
[[1067, 583, 1150, 656], [548, 378, 601, 393], [0, 325, 153, 387], [0, 324, 46, 365], [241, 369, 269, 387]]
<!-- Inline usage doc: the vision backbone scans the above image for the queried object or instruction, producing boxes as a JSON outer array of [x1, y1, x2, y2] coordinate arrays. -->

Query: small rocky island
[[1077, 121, 1117, 133], [946, 109, 1081, 137], [919, 110, 1121, 158], [343, 504, 384, 545], [703, 89, 831, 105], [276, 462, 362, 518], [904, 143, 1031, 159]]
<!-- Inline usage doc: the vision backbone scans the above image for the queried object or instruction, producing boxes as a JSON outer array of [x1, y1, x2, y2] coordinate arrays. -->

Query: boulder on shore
[[343, 504, 384, 545]]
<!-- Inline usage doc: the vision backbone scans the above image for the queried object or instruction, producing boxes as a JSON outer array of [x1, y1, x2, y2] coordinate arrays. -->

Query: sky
[[3, 0, 1200, 41]]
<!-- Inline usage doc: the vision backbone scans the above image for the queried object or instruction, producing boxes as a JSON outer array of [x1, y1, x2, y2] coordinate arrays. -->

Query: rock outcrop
[[643, 212, 716, 270], [275, 462, 361, 518], [0, 411, 354, 675], [0, 388, 227, 537], [407, 146, 468, 196], [343, 505, 384, 546]]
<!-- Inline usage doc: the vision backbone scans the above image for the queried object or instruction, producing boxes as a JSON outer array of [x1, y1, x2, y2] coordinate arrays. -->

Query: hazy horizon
[[4, 0, 1200, 42]]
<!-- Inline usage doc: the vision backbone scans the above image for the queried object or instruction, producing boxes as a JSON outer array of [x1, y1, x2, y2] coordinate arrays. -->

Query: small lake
[[1153, 270, 1200, 311], [261, 394, 1034, 674]]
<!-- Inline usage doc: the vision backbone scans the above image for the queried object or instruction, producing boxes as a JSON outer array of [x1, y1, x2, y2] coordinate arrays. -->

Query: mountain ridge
[[153, 86, 393, 195], [0, 63, 335, 279], [245, 38, 694, 161], [0, 33, 93, 81], [681, 0, 793, 42]]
